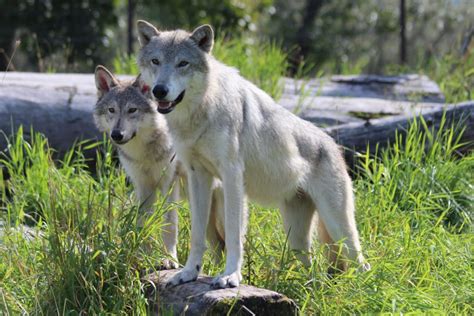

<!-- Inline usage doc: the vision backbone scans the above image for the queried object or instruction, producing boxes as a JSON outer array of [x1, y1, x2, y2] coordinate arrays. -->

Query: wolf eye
[[177, 61, 189, 68], [108, 107, 115, 113], [128, 108, 137, 114], [151, 59, 160, 65]]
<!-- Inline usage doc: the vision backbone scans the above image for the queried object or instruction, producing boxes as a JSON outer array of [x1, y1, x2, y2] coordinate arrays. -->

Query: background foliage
[[0, 0, 472, 74], [0, 0, 117, 72]]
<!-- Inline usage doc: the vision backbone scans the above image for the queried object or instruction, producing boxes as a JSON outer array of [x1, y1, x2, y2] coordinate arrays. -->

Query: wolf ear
[[137, 20, 160, 46], [190, 24, 214, 53], [95, 65, 118, 97], [132, 74, 151, 95]]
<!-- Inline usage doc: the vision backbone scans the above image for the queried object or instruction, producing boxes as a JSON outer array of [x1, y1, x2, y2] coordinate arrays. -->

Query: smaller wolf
[[93, 66, 225, 267]]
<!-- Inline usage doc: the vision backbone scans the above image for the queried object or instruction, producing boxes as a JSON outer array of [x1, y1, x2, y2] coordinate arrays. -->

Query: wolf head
[[136, 20, 214, 114], [94, 65, 157, 145]]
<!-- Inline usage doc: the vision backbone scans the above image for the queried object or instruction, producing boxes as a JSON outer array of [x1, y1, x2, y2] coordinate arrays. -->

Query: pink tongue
[[158, 101, 172, 109]]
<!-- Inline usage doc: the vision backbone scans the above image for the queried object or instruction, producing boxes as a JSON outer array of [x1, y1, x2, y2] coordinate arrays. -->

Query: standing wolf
[[93, 66, 225, 268], [137, 20, 370, 288]]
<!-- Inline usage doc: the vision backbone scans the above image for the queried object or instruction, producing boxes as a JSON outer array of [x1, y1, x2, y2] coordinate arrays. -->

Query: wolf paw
[[166, 267, 199, 287], [158, 258, 179, 270], [211, 271, 242, 288], [358, 262, 371, 272]]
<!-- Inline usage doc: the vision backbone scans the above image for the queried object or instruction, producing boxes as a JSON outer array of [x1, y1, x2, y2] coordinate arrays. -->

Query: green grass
[[383, 52, 474, 104], [424, 53, 474, 103], [1, 115, 472, 314], [212, 38, 288, 100]]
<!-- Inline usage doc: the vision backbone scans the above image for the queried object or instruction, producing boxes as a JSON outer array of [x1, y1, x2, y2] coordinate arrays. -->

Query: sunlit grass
[[213, 38, 288, 100]]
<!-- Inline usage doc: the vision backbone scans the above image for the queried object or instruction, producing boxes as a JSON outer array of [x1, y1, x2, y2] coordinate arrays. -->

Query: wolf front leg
[[134, 179, 158, 228], [211, 163, 246, 288], [167, 163, 214, 286], [159, 176, 180, 269]]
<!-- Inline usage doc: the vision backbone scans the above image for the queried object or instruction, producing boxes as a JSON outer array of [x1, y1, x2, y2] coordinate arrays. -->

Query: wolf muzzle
[[155, 90, 186, 114], [110, 129, 136, 145]]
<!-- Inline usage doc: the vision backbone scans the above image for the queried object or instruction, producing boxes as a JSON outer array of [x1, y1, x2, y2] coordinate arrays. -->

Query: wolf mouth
[[157, 90, 185, 114]]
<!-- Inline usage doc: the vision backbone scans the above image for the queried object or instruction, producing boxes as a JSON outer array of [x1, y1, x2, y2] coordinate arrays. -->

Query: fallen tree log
[[144, 269, 298, 315], [280, 74, 445, 125], [0, 75, 102, 160], [324, 101, 474, 168], [0, 72, 470, 169]]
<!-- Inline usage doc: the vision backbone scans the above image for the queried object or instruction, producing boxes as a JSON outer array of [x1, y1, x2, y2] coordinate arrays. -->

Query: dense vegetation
[[1, 0, 472, 74]]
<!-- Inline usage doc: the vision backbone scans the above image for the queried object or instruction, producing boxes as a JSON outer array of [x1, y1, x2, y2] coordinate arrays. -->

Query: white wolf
[[93, 66, 225, 268], [136, 20, 370, 288]]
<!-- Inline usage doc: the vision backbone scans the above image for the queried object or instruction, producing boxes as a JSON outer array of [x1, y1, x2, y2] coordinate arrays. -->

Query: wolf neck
[[117, 124, 170, 164], [116, 131, 150, 162]]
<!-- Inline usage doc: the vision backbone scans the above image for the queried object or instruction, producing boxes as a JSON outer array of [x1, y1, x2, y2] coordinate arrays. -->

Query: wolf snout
[[152, 84, 169, 99], [111, 129, 124, 142]]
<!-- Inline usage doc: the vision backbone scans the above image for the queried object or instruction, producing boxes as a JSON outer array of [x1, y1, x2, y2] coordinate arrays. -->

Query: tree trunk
[[296, 0, 325, 59], [0, 34, 16, 71], [127, 0, 137, 56], [399, 0, 407, 64]]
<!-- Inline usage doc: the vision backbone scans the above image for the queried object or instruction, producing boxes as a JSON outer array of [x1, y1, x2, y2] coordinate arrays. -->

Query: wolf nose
[[111, 130, 124, 142], [153, 85, 169, 99]]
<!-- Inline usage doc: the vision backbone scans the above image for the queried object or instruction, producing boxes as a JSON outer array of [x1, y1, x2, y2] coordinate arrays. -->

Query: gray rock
[[144, 269, 298, 315]]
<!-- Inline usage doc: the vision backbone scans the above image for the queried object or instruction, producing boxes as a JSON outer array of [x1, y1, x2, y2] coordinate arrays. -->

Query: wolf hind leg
[[279, 191, 317, 266], [308, 174, 370, 272], [317, 217, 348, 273]]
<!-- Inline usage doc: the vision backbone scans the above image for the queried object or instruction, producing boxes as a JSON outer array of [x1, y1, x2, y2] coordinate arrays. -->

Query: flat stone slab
[[144, 269, 298, 315]]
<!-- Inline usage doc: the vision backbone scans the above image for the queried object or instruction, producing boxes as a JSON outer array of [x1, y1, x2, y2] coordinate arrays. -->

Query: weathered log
[[0, 72, 129, 161], [324, 102, 474, 168], [281, 96, 443, 126], [281, 74, 445, 103], [1, 72, 467, 170], [143, 269, 298, 315], [280, 74, 445, 125], [0, 73, 100, 160]]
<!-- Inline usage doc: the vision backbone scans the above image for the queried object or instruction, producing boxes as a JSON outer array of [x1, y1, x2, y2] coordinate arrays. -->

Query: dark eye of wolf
[[151, 59, 160, 65], [108, 107, 115, 113], [128, 108, 137, 114], [177, 61, 189, 67]]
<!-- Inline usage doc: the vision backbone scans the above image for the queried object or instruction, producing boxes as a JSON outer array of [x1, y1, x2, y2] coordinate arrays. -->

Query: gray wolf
[[136, 20, 370, 288], [93, 66, 225, 268]]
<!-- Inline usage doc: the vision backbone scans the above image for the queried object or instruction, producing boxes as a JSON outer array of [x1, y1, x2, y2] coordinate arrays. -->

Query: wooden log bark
[[143, 269, 298, 315], [281, 74, 446, 103], [324, 102, 474, 168], [280, 74, 446, 125], [0, 72, 131, 161]]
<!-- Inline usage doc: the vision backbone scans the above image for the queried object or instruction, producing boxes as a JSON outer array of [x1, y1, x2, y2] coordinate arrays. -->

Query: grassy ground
[[1, 40, 473, 314]]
